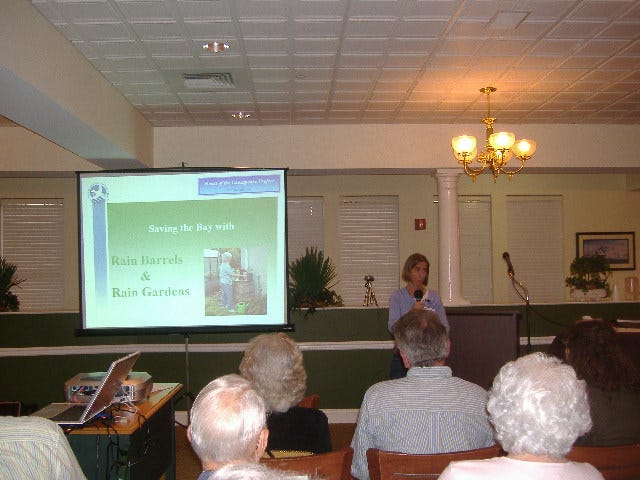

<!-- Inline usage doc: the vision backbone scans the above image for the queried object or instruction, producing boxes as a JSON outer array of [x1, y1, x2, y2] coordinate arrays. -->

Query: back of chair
[[567, 444, 640, 480], [261, 447, 353, 480], [367, 445, 501, 480], [297, 393, 320, 409]]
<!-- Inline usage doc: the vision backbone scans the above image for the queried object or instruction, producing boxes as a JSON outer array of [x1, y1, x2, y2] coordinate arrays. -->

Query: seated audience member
[[350, 309, 494, 480], [211, 463, 311, 480], [188, 374, 269, 479], [559, 320, 640, 446], [438, 353, 604, 480], [240, 333, 331, 454], [0, 415, 86, 479]]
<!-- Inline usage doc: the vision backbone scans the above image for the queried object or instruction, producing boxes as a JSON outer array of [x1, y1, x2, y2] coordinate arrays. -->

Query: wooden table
[[66, 382, 182, 480]]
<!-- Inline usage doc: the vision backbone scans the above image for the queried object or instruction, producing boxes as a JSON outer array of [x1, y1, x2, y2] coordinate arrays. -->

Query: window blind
[[459, 196, 493, 304], [1, 199, 64, 311], [506, 195, 564, 303], [338, 196, 399, 307], [287, 197, 324, 264], [434, 196, 493, 304]]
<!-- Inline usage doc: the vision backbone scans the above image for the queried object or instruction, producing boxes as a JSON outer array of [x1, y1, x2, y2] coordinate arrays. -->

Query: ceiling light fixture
[[202, 41, 229, 53], [452, 86, 536, 182]]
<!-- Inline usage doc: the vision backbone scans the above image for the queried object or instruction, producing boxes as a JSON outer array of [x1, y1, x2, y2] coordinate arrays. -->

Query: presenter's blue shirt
[[388, 287, 449, 333]]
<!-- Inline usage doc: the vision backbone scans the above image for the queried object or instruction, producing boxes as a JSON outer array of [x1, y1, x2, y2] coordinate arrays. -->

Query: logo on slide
[[89, 183, 109, 204]]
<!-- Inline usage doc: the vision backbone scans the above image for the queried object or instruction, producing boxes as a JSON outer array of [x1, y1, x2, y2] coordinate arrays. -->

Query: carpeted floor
[[174, 423, 356, 479]]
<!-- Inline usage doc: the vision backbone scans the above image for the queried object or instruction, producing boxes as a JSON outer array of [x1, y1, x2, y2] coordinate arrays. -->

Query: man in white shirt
[[350, 309, 495, 480]]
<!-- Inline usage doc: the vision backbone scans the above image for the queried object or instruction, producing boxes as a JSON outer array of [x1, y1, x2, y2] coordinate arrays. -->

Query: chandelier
[[451, 86, 536, 181]]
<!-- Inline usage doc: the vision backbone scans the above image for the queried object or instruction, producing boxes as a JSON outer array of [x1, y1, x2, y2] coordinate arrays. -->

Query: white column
[[435, 169, 470, 305]]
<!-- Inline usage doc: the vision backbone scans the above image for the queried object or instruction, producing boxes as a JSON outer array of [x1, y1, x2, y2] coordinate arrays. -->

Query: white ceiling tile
[[599, 21, 640, 39], [152, 55, 201, 69], [114, 1, 175, 21], [547, 20, 607, 38], [253, 81, 290, 93], [408, 0, 463, 18], [176, 0, 232, 20], [252, 68, 290, 82], [26, 0, 640, 125], [183, 20, 238, 37], [384, 54, 428, 68], [294, 38, 340, 54], [345, 17, 397, 37], [294, 80, 332, 91], [143, 39, 192, 56], [105, 55, 157, 69], [568, 1, 630, 20], [234, 0, 287, 18], [295, 91, 329, 101], [247, 54, 291, 68], [293, 54, 336, 68], [255, 91, 289, 101], [293, 0, 348, 17], [129, 21, 183, 39], [388, 37, 438, 54], [339, 53, 383, 67], [118, 82, 172, 94], [243, 37, 290, 53], [239, 19, 288, 37], [397, 18, 449, 37], [199, 54, 246, 68], [292, 19, 344, 36], [74, 22, 133, 40], [293, 68, 333, 81], [91, 39, 144, 56], [56, 2, 120, 22]]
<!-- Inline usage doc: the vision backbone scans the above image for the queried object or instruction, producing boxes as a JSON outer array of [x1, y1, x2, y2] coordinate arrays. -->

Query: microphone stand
[[509, 273, 532, 353]]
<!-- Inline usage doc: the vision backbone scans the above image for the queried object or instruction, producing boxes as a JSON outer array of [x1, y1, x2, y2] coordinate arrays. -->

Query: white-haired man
[[188, 374, 270, 479], [350, 309, 495, 480]]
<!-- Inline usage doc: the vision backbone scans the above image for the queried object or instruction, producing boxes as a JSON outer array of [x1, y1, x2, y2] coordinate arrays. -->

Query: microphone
[[502, 252, 515, 277], [414, 289, 424, 301]]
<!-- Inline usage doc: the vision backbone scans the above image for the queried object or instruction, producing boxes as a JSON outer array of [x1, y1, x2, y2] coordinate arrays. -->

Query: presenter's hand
[[412, 300, 423, 311]]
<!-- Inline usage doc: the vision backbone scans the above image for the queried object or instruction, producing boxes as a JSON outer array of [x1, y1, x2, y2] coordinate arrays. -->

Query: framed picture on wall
[[576, 232, 636, 270]]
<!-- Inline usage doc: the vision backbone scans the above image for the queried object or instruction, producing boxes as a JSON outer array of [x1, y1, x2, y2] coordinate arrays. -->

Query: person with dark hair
[[558, 320, 640, 446], [350, 309, 493, 480], [439, 353, 603, 480], [388, 253, 449, 378]]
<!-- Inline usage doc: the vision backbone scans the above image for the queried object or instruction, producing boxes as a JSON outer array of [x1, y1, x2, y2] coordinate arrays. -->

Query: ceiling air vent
[[183, 72, 235, 89]]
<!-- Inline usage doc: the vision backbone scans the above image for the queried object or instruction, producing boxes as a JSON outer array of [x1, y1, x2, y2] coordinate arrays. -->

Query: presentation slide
[[78, 168, 289, 332]]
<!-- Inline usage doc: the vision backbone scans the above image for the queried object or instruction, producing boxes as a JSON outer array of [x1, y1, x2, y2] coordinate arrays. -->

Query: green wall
[[2, 303, 638, 409]]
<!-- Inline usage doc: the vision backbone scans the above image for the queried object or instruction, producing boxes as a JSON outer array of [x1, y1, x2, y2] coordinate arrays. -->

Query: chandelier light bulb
[[452, 135, 477, 156], [489, 131, 515, 151], [512, 139, 537, 159]]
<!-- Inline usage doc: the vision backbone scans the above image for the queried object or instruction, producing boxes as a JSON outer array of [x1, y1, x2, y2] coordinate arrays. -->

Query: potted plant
[[0, 257, 25, 311], [565, 253, 611, 300], [288, 247, 343, 315]]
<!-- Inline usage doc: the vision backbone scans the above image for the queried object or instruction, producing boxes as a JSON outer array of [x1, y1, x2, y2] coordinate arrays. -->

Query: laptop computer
[[31, 351, 141, 425]]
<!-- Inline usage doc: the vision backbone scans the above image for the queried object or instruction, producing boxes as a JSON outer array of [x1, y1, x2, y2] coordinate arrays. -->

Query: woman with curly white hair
[[240, 333, 332, 454], [438, 352, 604, 480]]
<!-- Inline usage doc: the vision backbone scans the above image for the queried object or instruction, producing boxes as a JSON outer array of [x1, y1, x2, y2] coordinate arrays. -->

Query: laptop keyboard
[[50, 404, 87, 421]]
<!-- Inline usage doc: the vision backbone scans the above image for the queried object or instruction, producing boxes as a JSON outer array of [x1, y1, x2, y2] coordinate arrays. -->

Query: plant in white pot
[[565, 253, 611, 300]]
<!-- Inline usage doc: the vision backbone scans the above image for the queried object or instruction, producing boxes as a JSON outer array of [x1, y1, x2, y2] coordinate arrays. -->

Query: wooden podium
[[67, 383, 182, 480]]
